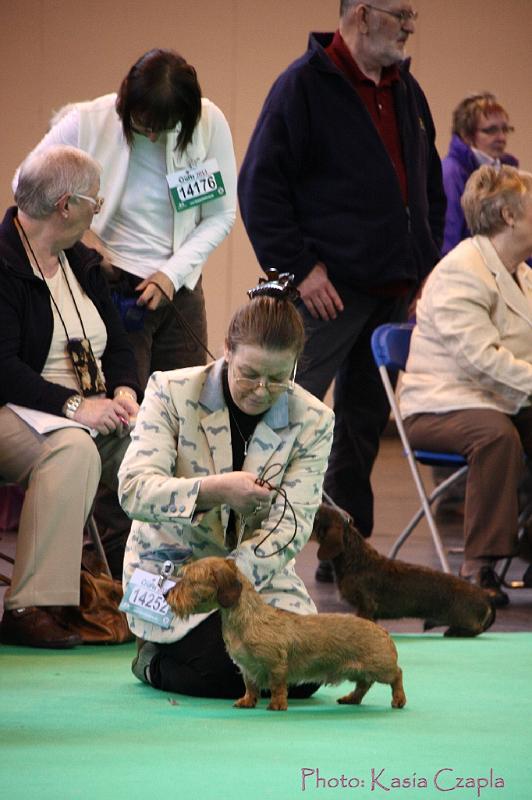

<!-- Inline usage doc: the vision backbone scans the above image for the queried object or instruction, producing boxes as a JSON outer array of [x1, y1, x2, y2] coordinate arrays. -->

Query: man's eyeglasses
[[365, 4, 418, 24], [478, 125, 515, 136], [71, 193, 105, 213]]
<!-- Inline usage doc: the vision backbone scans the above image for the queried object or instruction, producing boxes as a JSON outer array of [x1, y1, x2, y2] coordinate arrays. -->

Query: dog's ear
[[213, 562, 242, 608], [317, 535, 343, 561]]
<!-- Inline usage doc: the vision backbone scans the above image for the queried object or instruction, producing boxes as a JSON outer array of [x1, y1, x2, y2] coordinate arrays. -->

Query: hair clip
[[247, 268, 300, 302]]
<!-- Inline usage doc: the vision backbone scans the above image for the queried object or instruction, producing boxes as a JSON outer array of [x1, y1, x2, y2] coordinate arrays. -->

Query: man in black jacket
[[238, 1, 445, 576]]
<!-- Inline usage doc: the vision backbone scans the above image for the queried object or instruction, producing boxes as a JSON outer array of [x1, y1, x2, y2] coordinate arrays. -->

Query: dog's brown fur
[[166, 556, 406, 712], [312, 504, 495, 637]]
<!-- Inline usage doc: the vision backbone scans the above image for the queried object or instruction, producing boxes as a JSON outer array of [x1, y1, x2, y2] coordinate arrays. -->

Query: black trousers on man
[[296, 286, 407, 536]]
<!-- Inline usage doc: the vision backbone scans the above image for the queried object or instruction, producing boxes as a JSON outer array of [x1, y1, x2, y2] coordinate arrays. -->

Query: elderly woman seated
[[400, 165, 532, 607], [0, 145, 140, 648]]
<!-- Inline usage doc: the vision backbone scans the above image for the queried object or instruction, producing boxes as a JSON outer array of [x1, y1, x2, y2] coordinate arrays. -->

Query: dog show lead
[[118, 273, 335, 698]]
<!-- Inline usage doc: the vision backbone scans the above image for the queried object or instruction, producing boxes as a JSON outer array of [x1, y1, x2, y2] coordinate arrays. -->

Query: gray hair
[[462, 165, 532, 236], [340, 0, 360, 16], [15, 145, 101, 219]]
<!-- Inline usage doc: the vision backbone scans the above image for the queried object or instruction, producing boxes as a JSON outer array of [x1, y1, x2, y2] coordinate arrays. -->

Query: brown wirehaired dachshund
[[166, 556, 406, 712], [312, 504, 495, 637]]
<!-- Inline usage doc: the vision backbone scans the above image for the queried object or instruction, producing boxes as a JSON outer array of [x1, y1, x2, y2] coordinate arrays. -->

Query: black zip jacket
[[0, 206, 141, 416], [238, 32, 446, 291]]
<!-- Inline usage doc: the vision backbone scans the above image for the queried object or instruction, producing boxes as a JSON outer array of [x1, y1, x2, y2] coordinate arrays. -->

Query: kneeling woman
[[118, 281, 334, 697]]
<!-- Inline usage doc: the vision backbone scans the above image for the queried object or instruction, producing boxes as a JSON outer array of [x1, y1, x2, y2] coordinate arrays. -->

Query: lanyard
[[15, 216, 89, 342]]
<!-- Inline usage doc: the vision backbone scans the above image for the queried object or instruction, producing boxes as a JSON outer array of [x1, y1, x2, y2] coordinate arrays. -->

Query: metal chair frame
[[371, 322, 469, 574]]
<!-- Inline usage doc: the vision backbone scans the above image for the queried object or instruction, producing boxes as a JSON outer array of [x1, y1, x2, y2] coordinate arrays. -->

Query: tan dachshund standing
[[166, 556, 406, 712]]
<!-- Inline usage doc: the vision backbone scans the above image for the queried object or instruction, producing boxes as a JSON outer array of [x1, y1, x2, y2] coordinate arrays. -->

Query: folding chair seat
[[371, 323, 468, 573]]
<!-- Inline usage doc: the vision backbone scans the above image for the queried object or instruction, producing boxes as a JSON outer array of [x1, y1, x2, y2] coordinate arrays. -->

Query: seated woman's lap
[[0, 407, 101, 487], [404, 408, 525, 463]]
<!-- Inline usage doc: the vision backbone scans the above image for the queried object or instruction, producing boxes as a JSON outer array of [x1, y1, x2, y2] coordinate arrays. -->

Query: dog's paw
[[391, 689, 407, 708], [337, 692, 362, 705], [443, 626, 477, 638], [234, 696, 257, 709], [267, 700, 288, 711]]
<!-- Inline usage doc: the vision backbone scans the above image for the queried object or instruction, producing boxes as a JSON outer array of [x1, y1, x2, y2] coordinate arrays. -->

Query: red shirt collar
[[325, 29, 400, 87]]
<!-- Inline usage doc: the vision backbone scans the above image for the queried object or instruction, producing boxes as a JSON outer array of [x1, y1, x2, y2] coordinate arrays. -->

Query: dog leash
[[232, 463, 298, 559], [147, 279, 216, 360], [322, 490, 353, 526]]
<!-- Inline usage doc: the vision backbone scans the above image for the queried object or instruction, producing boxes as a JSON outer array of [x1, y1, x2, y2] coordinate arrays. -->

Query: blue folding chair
[[371, 323, 468, 573]]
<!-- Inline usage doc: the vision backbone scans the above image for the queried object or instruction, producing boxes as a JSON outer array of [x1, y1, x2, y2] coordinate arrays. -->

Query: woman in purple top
[[442, 92, 518, 256]]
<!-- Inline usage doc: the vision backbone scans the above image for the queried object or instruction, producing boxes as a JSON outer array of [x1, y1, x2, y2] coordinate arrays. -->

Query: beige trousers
[[0, 407, 129, 608]]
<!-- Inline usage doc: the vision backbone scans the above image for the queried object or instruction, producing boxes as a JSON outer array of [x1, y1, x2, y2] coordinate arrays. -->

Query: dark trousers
[[93, 277, 208, 573], [150, 612, 320, 700], [128, 277, 208, 390], [296, 288, 408, 536], [405, 407, 532, 560]]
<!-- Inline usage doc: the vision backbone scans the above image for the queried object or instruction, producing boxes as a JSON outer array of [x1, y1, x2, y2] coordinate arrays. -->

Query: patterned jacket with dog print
[[118, 358, 334, 643]]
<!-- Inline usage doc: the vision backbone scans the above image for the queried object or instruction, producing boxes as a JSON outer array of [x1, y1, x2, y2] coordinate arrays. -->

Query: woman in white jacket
[[15, 48, 237, 387], [399, 165, 532, 606]]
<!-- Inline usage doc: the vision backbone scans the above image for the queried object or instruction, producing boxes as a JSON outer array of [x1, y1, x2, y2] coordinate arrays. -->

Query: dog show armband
[[120, 567, 176, 629]]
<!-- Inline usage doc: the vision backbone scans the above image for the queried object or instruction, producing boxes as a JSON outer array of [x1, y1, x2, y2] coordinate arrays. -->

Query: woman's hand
[[197, 472, 273, 515], [136, 271, 175, 311], [114, 386, 139, 416], [73, 396, 133, 436]]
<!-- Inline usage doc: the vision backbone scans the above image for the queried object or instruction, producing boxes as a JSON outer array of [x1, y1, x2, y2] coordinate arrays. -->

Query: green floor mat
[[1, 633, 530, 800]]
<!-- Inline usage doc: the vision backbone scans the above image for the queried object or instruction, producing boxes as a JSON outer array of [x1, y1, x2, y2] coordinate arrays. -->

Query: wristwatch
[[63, 394, 83, 420]]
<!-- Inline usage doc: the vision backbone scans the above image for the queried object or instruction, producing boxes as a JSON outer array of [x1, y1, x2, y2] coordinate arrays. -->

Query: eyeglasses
[[71, 193, 105, 213], [130, 116, 174, 135], [232, 362, 297, 395], [478, 125, 515, 136], [365, 4, 418, 23]]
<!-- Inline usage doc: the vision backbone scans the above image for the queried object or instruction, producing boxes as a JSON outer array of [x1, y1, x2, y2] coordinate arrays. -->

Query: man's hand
[[136, 271, 175, 311], [298, 262, 344, 320]]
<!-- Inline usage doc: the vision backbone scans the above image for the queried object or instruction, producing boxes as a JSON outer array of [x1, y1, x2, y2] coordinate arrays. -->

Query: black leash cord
[[252, 463, 298, 558], [147, 279, 216, 361]]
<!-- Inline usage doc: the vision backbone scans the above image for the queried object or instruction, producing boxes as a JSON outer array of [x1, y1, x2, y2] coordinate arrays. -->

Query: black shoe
[[315, 560, 335, 583], [476, 566, 510, 608], [0, 607, 83, 649]]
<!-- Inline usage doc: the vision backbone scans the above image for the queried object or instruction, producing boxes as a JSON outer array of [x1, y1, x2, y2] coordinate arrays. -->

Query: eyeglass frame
[[231, 360, 298, 395], [364, 3, 418, 24], [70, 193, 105, 213], [130, 115, 175, 136], [477, 124, 515, 136]]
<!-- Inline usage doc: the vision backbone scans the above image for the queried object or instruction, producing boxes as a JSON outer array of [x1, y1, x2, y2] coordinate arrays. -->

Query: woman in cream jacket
[[400, 165, 532, 606], [118, 287, 334, 697]]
